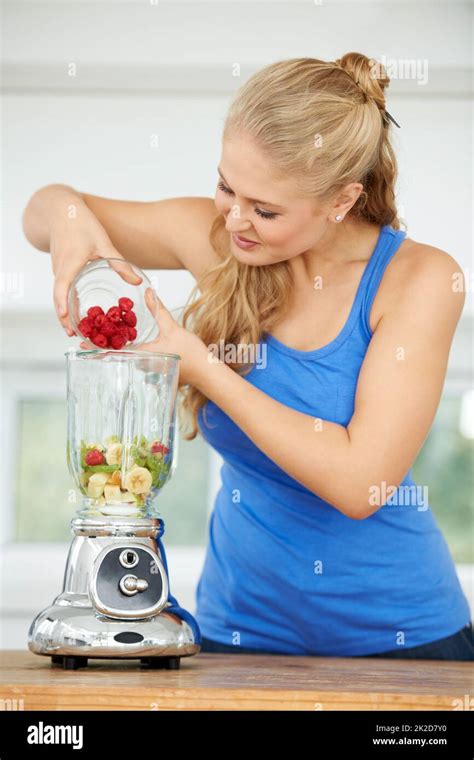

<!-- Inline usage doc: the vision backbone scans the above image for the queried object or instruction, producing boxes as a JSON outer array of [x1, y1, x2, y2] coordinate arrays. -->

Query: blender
[[28, 347, 201, 669]]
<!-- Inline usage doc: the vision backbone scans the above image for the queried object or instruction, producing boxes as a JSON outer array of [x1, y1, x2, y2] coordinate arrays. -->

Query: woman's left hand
[[79, 288, 210, 388]]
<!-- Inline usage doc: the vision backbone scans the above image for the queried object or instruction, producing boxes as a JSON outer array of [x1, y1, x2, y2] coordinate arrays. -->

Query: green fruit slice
[[84, 464, 120, 473]]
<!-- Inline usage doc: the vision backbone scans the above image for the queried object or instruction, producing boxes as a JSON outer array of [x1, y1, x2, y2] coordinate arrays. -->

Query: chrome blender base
[[28, 517, 201, 669], [28, 603, 200, 669]]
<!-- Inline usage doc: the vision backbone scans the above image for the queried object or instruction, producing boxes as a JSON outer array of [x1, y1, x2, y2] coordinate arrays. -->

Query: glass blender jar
[[66, 348, 179, 519], [28, 348, 201, 670]]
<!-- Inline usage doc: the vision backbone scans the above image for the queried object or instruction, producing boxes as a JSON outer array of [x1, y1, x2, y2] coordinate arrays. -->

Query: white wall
[[1, 0, 473, 314]]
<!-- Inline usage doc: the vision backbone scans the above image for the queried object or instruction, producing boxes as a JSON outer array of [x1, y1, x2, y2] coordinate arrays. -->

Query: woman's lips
[[232, 232, 260, 250]]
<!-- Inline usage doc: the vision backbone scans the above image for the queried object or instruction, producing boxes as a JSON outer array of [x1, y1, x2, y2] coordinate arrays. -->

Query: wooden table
[[0, 650, 472, 711]]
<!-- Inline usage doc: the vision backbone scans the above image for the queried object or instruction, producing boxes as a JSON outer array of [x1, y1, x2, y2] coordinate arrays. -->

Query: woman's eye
[[218, 180, 278, 220], [255, 208, 277, 220], [217, 181, 233, 195]]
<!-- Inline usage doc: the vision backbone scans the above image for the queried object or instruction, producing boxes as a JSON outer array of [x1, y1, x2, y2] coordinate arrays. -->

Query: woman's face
[[214, 133, 359, 266]]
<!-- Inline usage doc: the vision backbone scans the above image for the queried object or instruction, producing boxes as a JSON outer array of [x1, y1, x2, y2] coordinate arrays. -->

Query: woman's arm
[[192, 248, 466, 520], [22, 185, 219, 332], [23, 185, 218, 275]]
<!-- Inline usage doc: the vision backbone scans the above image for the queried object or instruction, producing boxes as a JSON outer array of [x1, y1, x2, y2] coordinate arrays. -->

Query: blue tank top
[[195, 223, 471, 656]]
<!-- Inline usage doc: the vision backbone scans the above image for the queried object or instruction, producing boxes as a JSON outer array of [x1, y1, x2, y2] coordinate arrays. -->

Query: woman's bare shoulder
[[370, 233, 466, 331]]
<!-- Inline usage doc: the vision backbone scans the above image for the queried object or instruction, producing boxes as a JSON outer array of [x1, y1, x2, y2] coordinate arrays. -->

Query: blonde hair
[[179, 52, 404, 439]]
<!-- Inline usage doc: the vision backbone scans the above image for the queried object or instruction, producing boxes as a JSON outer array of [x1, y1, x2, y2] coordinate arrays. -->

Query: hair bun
[[333, 52, 390, 112]]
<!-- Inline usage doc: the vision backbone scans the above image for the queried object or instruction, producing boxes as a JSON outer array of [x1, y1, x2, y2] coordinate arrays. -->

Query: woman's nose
[[224, 211, 253, 234]]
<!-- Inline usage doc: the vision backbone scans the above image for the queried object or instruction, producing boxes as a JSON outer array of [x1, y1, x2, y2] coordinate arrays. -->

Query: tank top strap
[[360, 224, 408, 338]]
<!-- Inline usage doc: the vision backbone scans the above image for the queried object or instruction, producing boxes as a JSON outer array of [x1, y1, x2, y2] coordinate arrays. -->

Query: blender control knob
[[119, 574, 149, 596]]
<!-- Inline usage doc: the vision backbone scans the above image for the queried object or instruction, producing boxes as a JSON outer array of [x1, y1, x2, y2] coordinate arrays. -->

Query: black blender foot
[[51, 655, 89, 670], [140, 656, 181, 670]]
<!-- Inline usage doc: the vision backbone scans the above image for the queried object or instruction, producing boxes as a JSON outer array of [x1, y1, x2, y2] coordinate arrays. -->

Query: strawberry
[[118, 297, 134, 312], [151, 442, 169, 455], [122, 310, 137, 327], [85, 449, 105, 466]]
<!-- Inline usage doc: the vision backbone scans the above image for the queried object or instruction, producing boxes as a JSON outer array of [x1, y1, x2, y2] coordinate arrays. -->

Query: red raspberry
[[78, 317, 93, 337], [118, 297, 134, 312], [85, 449, 105, 466], [87, 306, 104, 319], [106, 306, 122, 324], [122, 310, 137, 327], [100, 318, 116, 337], [127, 326, 137, 341], [94, 313, 107, 328], [110, 332, 127, 350], [151, 442, 169, 455], [91, 332, 108, 348], [113, 320, 130, 338]]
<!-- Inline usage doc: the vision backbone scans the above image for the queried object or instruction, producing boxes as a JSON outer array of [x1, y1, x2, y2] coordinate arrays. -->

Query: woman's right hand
[[50, 203, 142, 336]]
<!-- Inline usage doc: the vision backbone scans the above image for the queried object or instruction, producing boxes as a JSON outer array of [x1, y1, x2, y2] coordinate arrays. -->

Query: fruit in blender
[[105, 442, 123, 465], [108, 469, 122, 486], [85, 449, 105, 466], [151, 441, 169, 455], [124, 466, 153, 494], [79, 471, 91, 487], [104, 484, 122, 502], [79, 434, 171, 505], [87, 472, 111, 499]]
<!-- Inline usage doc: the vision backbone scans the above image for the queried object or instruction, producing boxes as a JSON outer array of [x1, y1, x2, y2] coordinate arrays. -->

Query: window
[[14, 398, 210, 545], [412, 388, 474, 563]]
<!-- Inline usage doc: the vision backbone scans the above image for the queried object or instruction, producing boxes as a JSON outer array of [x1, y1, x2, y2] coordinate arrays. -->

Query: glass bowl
[[68, 258, 159, 349]]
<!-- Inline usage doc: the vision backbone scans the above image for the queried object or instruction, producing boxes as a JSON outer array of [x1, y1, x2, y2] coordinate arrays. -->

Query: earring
[[335, 214, 343, 222]]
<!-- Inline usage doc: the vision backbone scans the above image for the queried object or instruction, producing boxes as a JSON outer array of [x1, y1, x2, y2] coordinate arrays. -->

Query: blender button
[[114, 632, 144, 644]]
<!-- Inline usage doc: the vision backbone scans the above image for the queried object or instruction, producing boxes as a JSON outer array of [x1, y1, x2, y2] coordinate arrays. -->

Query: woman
[[23, 53, 473, 660]]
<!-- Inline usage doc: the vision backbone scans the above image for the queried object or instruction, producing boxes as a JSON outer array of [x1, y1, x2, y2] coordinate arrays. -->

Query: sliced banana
[[104, 484, 122, 502], [105, 442, 123, 466], [87, 471, 110, 499], [124, 466, 153, 495]]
